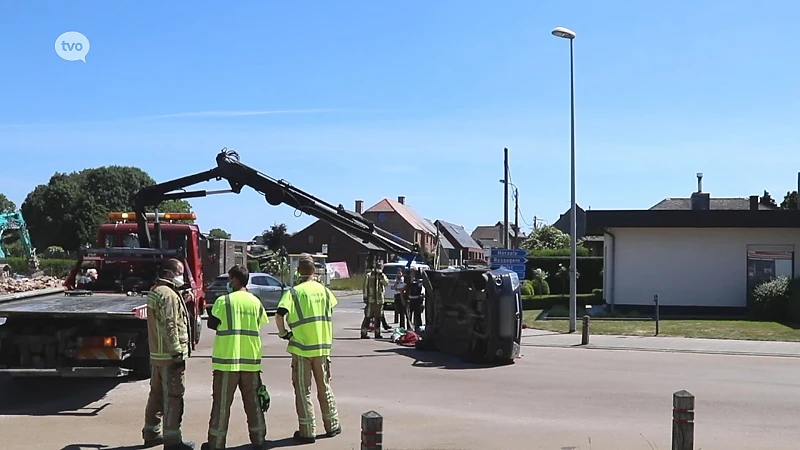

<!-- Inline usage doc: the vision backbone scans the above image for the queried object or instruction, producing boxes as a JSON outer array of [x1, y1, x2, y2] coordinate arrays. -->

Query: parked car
[[204, 272, 287, 314], [381, 261, 430, 310]]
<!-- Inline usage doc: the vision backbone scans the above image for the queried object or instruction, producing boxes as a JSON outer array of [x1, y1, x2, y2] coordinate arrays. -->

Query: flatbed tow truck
[[0, 247, 204, 379], [130, 149, 523, 365]]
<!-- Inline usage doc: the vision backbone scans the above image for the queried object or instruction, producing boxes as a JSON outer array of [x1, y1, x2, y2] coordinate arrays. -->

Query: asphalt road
[[1, 293, 799, 449]]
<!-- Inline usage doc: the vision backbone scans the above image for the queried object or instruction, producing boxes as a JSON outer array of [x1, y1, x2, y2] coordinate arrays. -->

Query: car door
[[248, 276, 269, 307], [260, 275, 285, 311]]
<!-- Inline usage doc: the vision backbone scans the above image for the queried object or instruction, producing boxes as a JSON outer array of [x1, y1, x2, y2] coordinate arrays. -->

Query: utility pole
[[503, 147, 509, 249], [514, 187, 519, 248]]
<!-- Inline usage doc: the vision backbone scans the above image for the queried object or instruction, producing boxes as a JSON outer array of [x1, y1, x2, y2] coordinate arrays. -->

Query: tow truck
[[0, 214, 207, 379], [132, 148, 523, 364]]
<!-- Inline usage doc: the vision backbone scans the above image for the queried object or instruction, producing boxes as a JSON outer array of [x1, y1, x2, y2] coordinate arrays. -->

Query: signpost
[[489, 248, 528, 280]]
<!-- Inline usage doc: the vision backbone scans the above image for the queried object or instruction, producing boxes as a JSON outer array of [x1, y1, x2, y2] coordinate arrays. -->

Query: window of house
[[377, 213, 387, 222], [747, 245, 794, 292], [308, 235, 315, 244]]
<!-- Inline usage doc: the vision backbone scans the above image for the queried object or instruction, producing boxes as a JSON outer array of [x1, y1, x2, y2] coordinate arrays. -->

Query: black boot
[[165, 441, 196, 450]]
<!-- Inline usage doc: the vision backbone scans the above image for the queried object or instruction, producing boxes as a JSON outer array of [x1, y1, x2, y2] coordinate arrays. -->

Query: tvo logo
[[55, 31, 90, 62]]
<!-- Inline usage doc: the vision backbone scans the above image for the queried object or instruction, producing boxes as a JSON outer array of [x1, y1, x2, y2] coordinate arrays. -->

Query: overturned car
[[416, 267, 523, 365]]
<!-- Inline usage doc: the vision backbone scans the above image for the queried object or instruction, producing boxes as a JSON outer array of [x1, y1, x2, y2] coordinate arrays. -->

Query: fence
[[360, 391, 697, 450]]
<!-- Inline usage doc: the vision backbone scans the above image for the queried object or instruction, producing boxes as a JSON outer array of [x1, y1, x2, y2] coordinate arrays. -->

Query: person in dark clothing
[[392, 269, 408, 327], [408, 269, 425, 330]]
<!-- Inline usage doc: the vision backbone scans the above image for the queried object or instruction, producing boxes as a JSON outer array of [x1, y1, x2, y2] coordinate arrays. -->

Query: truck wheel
[[189, 306, 202, 347]]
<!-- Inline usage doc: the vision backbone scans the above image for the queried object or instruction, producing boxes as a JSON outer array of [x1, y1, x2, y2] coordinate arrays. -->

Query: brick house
[[471, 221, 526, 249], [361, 196, 438, 254], [434, 220, 485, 264], [283, 201, 385, 274]]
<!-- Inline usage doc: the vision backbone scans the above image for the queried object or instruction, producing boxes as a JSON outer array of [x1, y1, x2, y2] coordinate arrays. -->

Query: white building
[[587, 181, 800, 313]]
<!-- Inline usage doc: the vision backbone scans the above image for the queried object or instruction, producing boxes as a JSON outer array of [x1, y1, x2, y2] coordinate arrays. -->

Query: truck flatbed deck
[[0, 289, 147, 319]]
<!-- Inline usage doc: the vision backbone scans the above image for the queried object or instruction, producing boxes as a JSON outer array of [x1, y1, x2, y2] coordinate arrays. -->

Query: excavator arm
[[0, 212, 40, 272], [132, 148, 419, 256]]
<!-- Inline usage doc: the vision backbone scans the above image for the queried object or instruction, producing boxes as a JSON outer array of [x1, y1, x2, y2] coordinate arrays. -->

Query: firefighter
[[202, 264, 270, 450], [141, 258, 195, 450], [361, 260, 389, 339], [275, 253, 341, 444]]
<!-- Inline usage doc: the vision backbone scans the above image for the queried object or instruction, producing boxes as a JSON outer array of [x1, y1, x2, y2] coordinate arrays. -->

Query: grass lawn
[[522, 310, 800, 342], [329, 273, 365, 291]]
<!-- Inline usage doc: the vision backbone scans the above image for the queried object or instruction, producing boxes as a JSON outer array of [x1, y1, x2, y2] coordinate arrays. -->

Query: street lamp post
[[551, 26, 578, 333]]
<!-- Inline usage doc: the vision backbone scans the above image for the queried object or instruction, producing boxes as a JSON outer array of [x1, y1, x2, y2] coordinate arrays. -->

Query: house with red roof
[[360, 195, 439, 254]]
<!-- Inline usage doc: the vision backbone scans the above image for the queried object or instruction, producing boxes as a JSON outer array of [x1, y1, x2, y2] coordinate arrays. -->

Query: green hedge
[[524, 256, 603, 295], [521, 292, 604, 311], [4, 257, 77, 277]]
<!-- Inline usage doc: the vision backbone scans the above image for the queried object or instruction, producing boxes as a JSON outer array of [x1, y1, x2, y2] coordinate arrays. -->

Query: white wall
[[604, 228, 800, 308]]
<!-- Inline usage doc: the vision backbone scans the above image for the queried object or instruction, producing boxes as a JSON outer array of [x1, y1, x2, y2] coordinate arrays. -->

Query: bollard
[[654, 294, 660, 336], [581, 315, 590, 345], [672, 390, 695, 450], [361, 410, 383, 450]]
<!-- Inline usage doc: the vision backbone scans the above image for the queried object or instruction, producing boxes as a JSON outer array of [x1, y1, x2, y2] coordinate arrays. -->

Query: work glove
[[279, 330, 293, 340], [256, 383, 271, 412]]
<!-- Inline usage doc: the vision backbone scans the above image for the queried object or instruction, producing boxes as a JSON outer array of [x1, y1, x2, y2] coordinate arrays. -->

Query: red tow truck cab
[[92, 212, 207, 312]]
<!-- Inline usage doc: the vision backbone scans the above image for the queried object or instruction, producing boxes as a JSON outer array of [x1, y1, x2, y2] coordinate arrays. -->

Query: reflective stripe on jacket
[[277, 281, 337, 358], [211, 290, 269, 371], [146, 280, 190, 364]]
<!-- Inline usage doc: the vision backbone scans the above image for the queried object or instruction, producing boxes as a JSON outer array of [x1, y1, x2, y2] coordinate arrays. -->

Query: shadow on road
[[0, 375, 125, 416], [60, 445, 144, 450], [374, 347, 504, 370]]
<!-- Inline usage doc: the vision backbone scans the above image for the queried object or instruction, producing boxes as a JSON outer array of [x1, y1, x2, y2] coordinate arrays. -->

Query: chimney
[[690, 173, 710, 210], [397, 195, 405, 205], [749, 195, 759, 211], [355, 200, 363, 214]]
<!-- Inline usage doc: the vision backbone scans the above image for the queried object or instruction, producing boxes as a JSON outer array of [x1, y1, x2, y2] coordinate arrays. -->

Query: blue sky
[[2, 1, 799, 241]]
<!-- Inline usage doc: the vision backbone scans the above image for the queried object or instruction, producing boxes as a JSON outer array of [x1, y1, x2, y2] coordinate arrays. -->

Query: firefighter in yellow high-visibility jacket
[[275, 253, 341, 444], [202, 264, 270, 450]]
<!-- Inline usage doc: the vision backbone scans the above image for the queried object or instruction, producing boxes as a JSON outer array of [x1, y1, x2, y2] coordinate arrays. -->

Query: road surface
[[1, 293, 799, 449]]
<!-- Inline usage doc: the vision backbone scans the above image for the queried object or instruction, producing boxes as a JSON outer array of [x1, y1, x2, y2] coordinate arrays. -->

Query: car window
[[251, 276, 268, 286], [210, 276, 228, 287], [265, 276, 283, 287]]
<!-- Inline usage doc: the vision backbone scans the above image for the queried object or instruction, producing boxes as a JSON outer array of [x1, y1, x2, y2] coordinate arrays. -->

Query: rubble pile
[[0, 276, 63, 294]]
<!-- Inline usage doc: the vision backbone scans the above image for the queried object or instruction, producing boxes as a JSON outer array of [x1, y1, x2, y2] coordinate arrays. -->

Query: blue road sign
[[490, 265, 527, 280], [491, 248, 527, 258], [491, 264, 526, 272], [491, 257, 528, 265]]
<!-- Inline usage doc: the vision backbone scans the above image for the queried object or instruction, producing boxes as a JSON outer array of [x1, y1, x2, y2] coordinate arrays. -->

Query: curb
[[521, 342, 800, 358]]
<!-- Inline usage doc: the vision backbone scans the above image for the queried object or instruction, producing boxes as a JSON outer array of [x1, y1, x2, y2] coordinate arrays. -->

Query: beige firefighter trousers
[[142, 364, 186, 445], [206, 370, 267, 449], [291, 354, 340, 438]]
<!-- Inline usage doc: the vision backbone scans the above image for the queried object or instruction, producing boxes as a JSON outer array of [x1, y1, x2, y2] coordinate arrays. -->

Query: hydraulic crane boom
[[132, 148, 419, 256]]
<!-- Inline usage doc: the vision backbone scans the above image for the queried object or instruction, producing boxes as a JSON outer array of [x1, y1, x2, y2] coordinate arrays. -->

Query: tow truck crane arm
[[132, 148, 419, 256]]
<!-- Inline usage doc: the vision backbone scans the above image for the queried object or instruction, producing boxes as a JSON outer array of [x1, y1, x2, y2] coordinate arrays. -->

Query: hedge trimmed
[[524, 256, 603, 295], [521, 292, 604, 311], [4, 257, 77, 277]]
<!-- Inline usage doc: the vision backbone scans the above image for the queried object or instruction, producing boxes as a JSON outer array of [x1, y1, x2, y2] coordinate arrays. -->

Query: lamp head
[[551, 27, 576, 39]]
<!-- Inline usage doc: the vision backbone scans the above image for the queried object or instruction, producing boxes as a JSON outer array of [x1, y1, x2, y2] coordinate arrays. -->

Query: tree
[[21, 166, 193, 252], [522, 225, 570, 251], [208, 228, 231, 239], [0, 193, 16, 213], [760, 190, 778, 208], [261, 223, 291, 251], [781, 191, 798, 210]]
